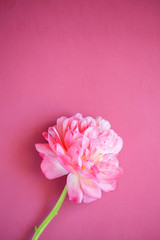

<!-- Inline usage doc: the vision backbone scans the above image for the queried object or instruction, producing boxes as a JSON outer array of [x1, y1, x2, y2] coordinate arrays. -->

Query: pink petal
[[67, 144, 82, 167], [101, 154, 119, 166], [42, 132, 49, 141], [64, 130, 74, 149], [97, 155, 123, 179], [57, 116, 67, 139], [83, 194, 97, 203], [75, 166, 97, 180], [46, 133, 56, 150], [71, 120, 79, 130], [84, 126, 99, 138], [96, 117, 111, 130], [74, 113, 83, 120], [107, 130, 123, 154], [55, 152, 74, 173], [54, 143, 66, 155], [67, 173, 83, 203], [111, 136, 123, 154], [48, 127, 63, 145], [35, 143, 53, 155], [80, 117, 95, 132], [80, 120, 89, 132], [86, 116, 96, 126], [80, 178, 101, 199], [62, 118, 69, 136], [98, 180, 117, 192], [82, 135, 90, 149], [42, 132, 56, 145], [82, 160, 94, 170], [41, 155, 68, 180]]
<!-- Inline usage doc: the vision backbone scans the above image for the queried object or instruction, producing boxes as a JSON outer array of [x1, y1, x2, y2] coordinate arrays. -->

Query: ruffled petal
[[101, 154, 119, 166], [80, 177, 101, 199], [71, 120, 79, 131], [57, 153, 74, 173], [105, 130, 123, 154], [74, 113, 83, 120], [41, 155, 68, 180], [84, 126, 99, 138], [98, 180, 117, 192], [82, 135, 90, 149], [48, 127, 63, 145], [57, 116, 67, 139], [62, 118, 70, 136], [64, 130, 74, 149], [35, 143, 53, 155], [45, 133, 57, 150], [83, 194, 97, 203], [96, 116, 111, 131], [53, 143, 66, 155], [67, 173, 83, 203], [97, 154, 123, 179], [67, 143, 82, 167]]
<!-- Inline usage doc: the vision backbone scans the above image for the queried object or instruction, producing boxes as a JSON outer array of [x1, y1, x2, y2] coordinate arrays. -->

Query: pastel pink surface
[[0, 1, 160, 240]]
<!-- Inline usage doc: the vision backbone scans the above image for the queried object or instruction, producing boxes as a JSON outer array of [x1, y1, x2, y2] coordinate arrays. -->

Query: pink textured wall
[[0, 1, 160, 239]]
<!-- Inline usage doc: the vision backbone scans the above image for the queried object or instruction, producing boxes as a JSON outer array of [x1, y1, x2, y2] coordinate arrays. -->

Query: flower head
[[35, 113, 123, 203]]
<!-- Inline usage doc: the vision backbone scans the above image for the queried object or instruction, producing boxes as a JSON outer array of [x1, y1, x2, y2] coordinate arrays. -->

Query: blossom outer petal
[[41, 155, 68, 180], [57, 116, 67, 140], [98, 180, 117, 192], [35, 143, 53, 155], [48, 127, 63, 145], [112, 136, 123, 154], [96, 117, 111, 130], [74, 113, 83, 120], [67, 173, 83, 203], [47, 134, 57, 151], [80, 177, 101, 199], [83, 194, 97, 203]]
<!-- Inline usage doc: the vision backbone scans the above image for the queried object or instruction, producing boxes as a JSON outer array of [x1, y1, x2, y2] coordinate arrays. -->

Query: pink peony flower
[[35, 113, 123, 203]]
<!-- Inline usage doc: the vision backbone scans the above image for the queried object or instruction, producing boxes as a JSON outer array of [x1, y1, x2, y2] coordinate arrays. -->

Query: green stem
[[32, 185, 67, 240]]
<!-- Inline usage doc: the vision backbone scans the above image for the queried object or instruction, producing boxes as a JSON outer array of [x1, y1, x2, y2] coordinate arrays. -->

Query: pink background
[[0, 0, 160, 239]]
